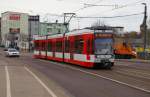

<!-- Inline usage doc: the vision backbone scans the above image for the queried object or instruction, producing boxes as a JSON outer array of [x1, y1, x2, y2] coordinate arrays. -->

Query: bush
[[0, 45, 5, 48]]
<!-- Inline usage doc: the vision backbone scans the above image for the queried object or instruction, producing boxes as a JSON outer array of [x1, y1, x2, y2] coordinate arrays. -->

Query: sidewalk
[[115, 59, 150, 63]]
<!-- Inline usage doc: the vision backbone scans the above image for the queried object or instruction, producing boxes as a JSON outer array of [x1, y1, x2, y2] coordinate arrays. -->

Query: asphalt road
[[0, 50, 72, 97], [0, 50, 150, 97]]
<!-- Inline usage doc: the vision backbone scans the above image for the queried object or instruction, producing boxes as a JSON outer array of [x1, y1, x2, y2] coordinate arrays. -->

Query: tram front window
[[95, 38, 113, 55]]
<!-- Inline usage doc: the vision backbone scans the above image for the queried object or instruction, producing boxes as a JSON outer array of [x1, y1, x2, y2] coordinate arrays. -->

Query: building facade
[[1, 11, 29, 49], [1, 11, 40, 50], [0, 17, 1, 45], [28, 15, 40, 51], [29, 15, 40, 36], [39, 22, 66, 35]]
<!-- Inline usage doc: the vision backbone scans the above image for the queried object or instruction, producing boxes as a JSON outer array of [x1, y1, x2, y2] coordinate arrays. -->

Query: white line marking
[[39, 60, 150, 93], [115, 70, 150, 80], [120, 69, 150, 76], [5, 66, 11, 97], [115, 69, 150, 79], [24, 67, 58, 97]]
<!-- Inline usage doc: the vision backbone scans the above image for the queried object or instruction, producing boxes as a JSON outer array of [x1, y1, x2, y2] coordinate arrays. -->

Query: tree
[[147, 28, 150, 47]]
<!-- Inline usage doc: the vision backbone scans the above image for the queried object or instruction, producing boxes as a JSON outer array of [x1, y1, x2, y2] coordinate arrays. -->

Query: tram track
[[88, 69, 150, 90], [114, 68, 150, 80], [115, 61, 150, 71], [113, 64, 150, 80]]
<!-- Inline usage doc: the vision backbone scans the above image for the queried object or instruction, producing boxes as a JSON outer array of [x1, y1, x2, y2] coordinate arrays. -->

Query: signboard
[[9, 14, 20, 20], [29, 16, 39, 21], [95, 33, 113, 38], [9, 28, 20, 33]]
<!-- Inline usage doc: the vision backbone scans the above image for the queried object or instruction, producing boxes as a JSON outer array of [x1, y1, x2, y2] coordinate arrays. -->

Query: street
[[0, 0, 150, 97], [0, 50, 150, 97]]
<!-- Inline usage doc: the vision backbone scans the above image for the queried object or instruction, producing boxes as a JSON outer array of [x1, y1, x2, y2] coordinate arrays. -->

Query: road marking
[[5, 66, 11, 97], [24, 67, 58, 97], [115, 70, 150, 80], [39, 60, 150, 93], [124, 69, 150, 76]]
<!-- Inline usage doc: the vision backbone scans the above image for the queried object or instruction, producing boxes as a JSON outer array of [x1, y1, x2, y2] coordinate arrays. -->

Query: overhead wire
[[73, 0, 105, 12], [41, 12, 143, 22], [97, 0, 145, 14], [73, 0, 145, 14], [42, 0, 145, 23], [75, 12, 144, 19]]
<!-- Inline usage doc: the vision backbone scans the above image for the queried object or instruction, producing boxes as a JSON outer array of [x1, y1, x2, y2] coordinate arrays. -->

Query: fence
[[137, 52, 150, 60]]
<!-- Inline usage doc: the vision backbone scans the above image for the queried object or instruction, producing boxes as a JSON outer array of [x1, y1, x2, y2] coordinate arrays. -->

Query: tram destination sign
[[95, 33, 113, 38]]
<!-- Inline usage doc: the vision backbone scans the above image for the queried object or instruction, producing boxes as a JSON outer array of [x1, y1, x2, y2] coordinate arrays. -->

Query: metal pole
[[63, 13, 76, 61], [142, 3, 147, 59]]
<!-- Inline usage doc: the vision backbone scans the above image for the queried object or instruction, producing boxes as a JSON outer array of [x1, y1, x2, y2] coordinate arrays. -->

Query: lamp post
[[141, 3, 147, 59]]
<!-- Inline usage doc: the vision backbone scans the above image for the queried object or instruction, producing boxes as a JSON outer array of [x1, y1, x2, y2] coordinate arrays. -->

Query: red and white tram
[[33, 27, 114, 68]]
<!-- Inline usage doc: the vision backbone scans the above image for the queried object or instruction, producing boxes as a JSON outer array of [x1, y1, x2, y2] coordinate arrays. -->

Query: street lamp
[[141, 3, 147, 59]]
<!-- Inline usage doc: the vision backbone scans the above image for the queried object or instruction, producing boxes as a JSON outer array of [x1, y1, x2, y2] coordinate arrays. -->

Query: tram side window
[[42, 42, 45, 51], [75, 38, 84, 54], [87, 39, 90, 54], [34, 42, 39, 50], [56, 41, 62, 52], [65, 40, 69, 52], [86, 39, 94, 54], [47, 41, 52, 51]]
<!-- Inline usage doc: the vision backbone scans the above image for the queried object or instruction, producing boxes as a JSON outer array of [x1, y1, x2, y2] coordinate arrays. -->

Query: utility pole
[[63, 13, 76, 61], [142, 3, 147, 59], [29, 20, 31, 52], [63, 13, 76, 33]]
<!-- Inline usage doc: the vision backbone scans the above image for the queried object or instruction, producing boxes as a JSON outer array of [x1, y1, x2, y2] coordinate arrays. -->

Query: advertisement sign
[[9, 28, 20, 33], [9, 14, 20, 20], [29, 16, 39, 21]]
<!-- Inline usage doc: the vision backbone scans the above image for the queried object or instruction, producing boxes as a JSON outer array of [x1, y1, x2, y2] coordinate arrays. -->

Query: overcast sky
[[0, 0, 150, 32]]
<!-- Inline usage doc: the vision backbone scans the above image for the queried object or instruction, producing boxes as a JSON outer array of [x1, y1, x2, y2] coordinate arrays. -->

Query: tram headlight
[[105, 55, 112, 58], [96, 55, 112, 59]]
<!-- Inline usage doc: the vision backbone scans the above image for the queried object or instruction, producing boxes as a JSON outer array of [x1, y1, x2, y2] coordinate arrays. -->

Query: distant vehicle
[[5, 48, 20, 57], [33, 27, 115, 69], [114, 42, 137, 59], [4, 48, 8, 51]]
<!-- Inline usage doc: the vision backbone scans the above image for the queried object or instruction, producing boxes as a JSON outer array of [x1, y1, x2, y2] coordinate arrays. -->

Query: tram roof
[[34, 27, 113, 40], [66, 27, 113, 36]]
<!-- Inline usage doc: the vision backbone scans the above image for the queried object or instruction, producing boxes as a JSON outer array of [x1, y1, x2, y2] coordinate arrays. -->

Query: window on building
[[48, 24, 52, 26], [47, 28, 52, 33], [58, 29, 61, 33]]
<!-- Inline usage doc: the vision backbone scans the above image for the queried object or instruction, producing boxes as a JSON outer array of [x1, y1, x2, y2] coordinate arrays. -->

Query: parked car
[[5, 48, 20, 57], [4, 48, 8, 51]]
